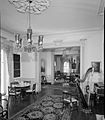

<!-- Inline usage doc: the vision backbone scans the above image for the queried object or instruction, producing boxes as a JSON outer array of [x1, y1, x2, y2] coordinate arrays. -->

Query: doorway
[[54, 47, 80, 82]]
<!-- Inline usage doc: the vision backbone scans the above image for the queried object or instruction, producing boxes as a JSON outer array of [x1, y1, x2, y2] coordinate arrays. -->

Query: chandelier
[[9, 0, 50, 52]]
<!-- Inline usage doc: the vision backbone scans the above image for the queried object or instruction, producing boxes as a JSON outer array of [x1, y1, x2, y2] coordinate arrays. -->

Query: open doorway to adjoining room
[[54, 47, 80, 83]]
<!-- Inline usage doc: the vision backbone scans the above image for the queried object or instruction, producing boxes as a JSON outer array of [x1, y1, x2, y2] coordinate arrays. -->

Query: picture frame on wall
[[91, 61, 100, 72]]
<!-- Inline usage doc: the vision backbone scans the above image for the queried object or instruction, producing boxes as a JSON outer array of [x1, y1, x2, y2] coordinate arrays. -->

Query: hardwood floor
[[8, 83, 104, 120]]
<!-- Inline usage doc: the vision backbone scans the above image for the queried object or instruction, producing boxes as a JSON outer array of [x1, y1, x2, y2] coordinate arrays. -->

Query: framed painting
[[91, 61, 100, 72]]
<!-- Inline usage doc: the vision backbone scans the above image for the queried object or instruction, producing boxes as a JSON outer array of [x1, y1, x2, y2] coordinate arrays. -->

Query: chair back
[[8, 86, 15, 94], [32, 84, 36, 92], [0, 105, 3, 117], [24, 81, 31, 84], [8, 86, 19, 96], [10, 82, 19, 87], [0, 98, 8, 119]]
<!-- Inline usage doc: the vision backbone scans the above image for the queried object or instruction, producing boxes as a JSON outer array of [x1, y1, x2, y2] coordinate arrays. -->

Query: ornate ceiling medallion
[[9, 0, 50, 14]]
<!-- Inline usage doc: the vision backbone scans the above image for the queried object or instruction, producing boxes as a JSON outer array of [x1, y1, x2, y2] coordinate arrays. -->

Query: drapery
[[1, 49, 9, 95], [1, 37, 13, 95]]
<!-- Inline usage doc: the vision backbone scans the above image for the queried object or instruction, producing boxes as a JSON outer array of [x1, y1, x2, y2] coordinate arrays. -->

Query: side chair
[[25, 83, 37, 100], [8, 86, 21, 103], [0, 98, 8, 119], [10, 81, 19, 87], [23, 81, 31, 84], [62, 90, 79, 114]]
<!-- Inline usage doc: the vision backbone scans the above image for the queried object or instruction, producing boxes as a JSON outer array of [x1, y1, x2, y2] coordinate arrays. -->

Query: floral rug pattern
[[10, 95, 71, 120]]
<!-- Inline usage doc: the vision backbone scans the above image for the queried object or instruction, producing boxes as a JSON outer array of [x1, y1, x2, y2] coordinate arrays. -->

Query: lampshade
[[15, 34, 20, 44], [38, 35, 43, 46], [27, 28, 32, 45]]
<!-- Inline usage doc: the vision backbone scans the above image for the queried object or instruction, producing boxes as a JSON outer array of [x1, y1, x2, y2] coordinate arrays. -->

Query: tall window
[[63, 61, 69, 73], [13, 54, 20, 77]]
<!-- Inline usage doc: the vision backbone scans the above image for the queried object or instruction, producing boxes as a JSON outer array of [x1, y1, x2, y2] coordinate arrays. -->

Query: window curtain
[[1, 37, 13, 95]]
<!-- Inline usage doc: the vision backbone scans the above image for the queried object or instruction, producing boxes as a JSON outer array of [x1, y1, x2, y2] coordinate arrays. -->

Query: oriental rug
[[9, 95, 71, 120]]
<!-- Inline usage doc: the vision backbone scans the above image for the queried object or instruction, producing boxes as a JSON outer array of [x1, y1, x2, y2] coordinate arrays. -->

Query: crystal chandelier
[[9, 0, 50, 52]]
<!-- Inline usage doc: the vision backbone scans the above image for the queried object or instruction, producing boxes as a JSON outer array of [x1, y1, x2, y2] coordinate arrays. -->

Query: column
[[80, 39, 86, 93], [102, 15, 104, 73], [35, 51, 41, 93], [51, 52, 54, 84]]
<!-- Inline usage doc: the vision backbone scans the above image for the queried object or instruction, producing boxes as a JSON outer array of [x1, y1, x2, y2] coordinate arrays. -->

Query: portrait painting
[[91, 61, 100, 72]]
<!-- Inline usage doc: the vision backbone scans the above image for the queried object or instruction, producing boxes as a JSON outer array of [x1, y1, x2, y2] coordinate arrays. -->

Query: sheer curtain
[[1, 37, 13, 95], [1, 48, 9, 95]]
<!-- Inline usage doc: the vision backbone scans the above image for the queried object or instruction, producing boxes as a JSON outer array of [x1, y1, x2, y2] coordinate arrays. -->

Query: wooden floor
[[8, 83, 104, 120]]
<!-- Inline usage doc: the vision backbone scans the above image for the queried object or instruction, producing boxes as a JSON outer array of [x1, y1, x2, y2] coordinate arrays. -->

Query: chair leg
[[32, 92, 37, 101]]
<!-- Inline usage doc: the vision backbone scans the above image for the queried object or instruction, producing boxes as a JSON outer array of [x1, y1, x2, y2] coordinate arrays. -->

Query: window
[[13, 54, 20, 77], [63, 61, 69, 73]]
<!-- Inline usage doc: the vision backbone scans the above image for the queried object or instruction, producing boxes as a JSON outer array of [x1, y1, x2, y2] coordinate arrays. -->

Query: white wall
[[83, 30, 103, 73], [21, 52, 35, 78], [1, 29, 14, 41]]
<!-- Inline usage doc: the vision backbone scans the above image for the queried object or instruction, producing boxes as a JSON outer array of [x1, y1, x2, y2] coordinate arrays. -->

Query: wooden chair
[[0, 98, 8, 119], [0, 105, 4, 118], [8, 86, 21, 103], [23, 81, 31, 84], [10, 81, 19, 87], [25, 84, 37, 99], [62, 90, 79, 114]]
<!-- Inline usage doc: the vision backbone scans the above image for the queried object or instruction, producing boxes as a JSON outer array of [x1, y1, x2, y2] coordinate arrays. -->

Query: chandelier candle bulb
[[15, 34, 20, 44]]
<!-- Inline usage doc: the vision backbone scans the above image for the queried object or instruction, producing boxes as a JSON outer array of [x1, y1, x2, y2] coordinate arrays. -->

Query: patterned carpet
[[9, 95, 71, 120]]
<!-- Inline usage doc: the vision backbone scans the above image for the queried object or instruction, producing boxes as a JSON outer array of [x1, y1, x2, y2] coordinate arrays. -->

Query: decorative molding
[[43, 41, 80, 49], [1, 37, 13, 47], [80, 39, 87, 46], [53, 40, 63, 46], [8, 0, 50, 14], [98, 0, 105, 15], [35, 27, 103, 37]]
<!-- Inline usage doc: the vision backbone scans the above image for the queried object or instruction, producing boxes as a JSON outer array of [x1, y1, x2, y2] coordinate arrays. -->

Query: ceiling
[[0, 0, 104, 36]]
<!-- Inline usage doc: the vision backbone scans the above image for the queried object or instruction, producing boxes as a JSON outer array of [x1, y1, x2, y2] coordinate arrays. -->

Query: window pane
[[64, 61, 69, 73], [13, 54, 20, 77]]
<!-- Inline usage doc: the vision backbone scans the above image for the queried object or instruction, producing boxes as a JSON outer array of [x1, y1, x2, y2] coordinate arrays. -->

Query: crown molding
[[34, 27, 103, 37]]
